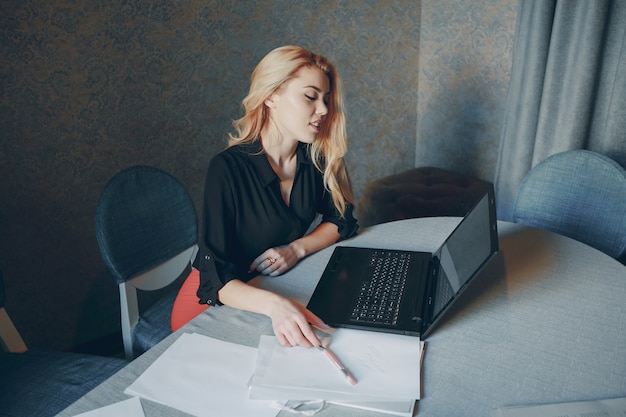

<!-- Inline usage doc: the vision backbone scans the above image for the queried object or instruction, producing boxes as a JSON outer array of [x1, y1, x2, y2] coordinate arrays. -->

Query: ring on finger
[[268, 257, 276, 265]]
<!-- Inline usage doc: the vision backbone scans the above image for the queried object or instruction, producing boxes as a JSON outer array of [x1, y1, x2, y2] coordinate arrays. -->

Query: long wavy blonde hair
[[228, 45, 354, 216]]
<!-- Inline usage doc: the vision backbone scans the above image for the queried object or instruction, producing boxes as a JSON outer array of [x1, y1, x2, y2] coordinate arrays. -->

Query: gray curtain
[[494, 0, 626, 221]]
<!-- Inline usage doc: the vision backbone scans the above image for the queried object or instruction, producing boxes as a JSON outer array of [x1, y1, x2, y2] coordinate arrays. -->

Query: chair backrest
[[513, 150, 626, 261], [95, 166, 198, 359], [0, 269, 28, 352]]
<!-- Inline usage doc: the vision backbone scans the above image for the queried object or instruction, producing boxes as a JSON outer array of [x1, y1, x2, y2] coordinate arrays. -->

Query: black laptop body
[[306, 186, 498, 339]]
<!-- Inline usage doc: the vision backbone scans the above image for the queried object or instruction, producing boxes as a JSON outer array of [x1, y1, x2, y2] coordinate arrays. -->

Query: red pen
[[317, 345, 358, 385]]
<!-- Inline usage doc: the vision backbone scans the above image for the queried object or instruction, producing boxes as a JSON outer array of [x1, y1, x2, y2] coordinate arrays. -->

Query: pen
[[317, 345, 358, 385]]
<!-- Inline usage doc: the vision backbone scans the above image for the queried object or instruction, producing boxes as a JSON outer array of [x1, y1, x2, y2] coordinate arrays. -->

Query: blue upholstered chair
[[0, 269, 127, 417], [512, 150, 626, 263], [95, 166, 198, 359]]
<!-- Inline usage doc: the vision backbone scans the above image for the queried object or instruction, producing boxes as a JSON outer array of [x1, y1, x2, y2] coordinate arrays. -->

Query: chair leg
[[0, 307, 28, 353], [119, 283, 139, 360]]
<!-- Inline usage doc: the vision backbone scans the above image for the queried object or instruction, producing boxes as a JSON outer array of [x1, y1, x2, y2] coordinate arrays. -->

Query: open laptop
[[307, 185, 498, 339]]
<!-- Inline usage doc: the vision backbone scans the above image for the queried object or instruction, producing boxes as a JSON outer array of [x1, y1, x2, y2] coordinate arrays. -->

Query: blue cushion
[[0, 350, 126, 417], [132, 289, 177, 357]]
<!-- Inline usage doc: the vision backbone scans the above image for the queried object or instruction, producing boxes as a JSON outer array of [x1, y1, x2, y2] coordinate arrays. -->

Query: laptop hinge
[[424, 257, 440, 326], [412, 258, 438, 332]]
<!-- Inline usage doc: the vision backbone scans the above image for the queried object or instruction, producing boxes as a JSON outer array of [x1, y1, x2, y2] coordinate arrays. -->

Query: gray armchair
[[512, 150, 626, 263]]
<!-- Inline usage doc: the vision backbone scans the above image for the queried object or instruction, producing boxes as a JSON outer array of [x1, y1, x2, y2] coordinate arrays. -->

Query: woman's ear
[[264, 93, 279, 109]]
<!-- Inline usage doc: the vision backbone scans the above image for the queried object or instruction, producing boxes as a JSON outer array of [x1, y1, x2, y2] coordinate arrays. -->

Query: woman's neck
[[261, 131, 298, 206], [260, 126, 299, 176]]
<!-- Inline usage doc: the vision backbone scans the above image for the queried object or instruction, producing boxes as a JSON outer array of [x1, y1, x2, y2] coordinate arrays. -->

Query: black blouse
[[194, 141, 358, 305]]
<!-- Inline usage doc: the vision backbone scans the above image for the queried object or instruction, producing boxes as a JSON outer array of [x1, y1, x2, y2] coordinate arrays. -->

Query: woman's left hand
[[250, 222, 340, 277], [250, 244, 301, 277]]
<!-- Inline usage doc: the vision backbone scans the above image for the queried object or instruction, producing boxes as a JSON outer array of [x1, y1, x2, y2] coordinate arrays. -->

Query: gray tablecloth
[[57, 219, 626, 417]]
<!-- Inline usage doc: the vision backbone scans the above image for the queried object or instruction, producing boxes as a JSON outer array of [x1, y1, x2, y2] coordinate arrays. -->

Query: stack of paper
[[124, 330, 423, 417], [249, 328, 424, 416], [125, 333, 280, 417]]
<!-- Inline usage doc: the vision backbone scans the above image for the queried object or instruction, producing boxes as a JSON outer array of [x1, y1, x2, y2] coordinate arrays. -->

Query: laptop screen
[[432, 193, 494, 316]]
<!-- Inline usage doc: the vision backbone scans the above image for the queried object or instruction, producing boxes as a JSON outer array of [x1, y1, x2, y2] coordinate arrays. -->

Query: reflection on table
[[57, 218, 626, 417]]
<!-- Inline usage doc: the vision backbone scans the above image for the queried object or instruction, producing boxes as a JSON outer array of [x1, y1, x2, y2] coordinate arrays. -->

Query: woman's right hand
[[267, 295, 328, 348], [217, 279, 329, 348]]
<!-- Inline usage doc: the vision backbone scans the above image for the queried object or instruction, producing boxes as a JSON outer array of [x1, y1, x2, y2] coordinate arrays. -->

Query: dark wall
[[0, 0, 425, 350]]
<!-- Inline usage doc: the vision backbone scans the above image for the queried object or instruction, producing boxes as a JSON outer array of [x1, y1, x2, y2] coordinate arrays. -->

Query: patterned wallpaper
[[417, 0, 517, 181], [0, 0, 516, 350]]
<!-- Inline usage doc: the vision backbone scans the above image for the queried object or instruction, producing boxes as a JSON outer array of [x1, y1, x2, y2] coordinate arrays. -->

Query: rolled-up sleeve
[[320, 190, 359, 240], [194, 248, 221, 306]]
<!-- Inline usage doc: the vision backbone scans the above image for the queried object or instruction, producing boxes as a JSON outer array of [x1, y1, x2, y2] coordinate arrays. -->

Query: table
[[57, 218, 626, 417]]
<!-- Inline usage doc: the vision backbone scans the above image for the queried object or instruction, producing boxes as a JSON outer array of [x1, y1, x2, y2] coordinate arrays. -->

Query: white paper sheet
[[72, 397, 144, 417], [124, 333, 279, 417], [330, 399, 417, 417], [249, 328, 423, 402]]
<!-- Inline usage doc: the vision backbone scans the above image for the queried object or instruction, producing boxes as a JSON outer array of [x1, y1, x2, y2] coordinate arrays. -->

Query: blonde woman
[[172, 45, 358, 348]]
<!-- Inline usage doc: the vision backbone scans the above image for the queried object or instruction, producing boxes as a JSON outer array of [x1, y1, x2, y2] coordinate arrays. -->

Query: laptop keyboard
[[349, 250, 411, 326]]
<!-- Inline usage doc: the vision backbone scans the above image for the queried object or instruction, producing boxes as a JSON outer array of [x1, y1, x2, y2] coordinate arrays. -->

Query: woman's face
[[266, 65, 330, 144]]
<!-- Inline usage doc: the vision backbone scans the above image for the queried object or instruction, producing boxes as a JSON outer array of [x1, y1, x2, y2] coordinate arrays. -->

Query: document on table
[[124, 332, 279, 417], [249, 328, 423, 404], [491, 397, 626, 417], [329, 399, 417, 417], [72, 397, 144, 417]]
